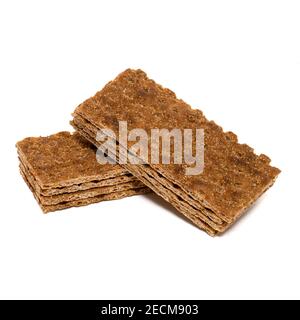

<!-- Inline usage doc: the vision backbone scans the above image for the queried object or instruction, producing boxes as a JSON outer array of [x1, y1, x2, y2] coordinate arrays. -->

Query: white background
[[0, 0, 299, 300]]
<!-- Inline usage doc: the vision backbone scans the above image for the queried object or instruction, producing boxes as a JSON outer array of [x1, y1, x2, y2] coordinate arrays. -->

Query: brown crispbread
[[16, 131, 127, 189], [39, 188, 149, 213], [20, 168, 149, 213], [17, 131, 150, 213], [72, 68, 280, 235]]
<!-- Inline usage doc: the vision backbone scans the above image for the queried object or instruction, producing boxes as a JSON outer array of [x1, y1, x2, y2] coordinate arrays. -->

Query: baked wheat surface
[[73, 69, 280, 223]]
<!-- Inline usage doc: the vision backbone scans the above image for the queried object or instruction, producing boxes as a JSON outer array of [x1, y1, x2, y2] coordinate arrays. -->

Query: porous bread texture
[[17, 131, 150, 213], [72, 68, 280, 235]]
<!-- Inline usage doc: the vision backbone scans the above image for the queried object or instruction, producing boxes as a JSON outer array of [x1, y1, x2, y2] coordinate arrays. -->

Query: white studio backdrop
[[0, 0, 299, 299]]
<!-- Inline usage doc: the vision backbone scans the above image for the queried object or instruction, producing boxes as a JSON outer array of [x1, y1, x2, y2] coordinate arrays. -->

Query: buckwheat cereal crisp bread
[[19, 161, 145, 205], [16, 131, 150, 213], [72, 68, 280, 236]]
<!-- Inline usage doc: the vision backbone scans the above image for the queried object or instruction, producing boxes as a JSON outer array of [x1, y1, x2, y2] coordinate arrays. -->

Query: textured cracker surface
[[16, 132, 128, 188], [17, 131, 150, 213], [73, 68, 280, 223]]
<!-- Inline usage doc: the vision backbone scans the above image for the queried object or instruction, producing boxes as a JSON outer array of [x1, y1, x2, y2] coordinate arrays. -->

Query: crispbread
[[72, 68, 280, 235], [20, 168, 149, 213], [16, 132, 129, 189], [17, 131, 150, 213], [20, 162, 145, 205]]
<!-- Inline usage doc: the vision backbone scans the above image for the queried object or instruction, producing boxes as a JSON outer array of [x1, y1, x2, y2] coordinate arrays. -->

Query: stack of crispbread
[[71, 69, 280, 236], [16, 131, 149, 213]]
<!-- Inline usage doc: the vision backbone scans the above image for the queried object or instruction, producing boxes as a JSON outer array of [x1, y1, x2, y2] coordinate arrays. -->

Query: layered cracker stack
[[17, 69, 280, 236], [16, 132, 149, 213], [71, 69, 280, 236]]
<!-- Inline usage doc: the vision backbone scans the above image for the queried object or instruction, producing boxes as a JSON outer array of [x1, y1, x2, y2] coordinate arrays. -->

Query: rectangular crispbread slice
[[16, 131, 150, 213], [71, 68, 280, 235]]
